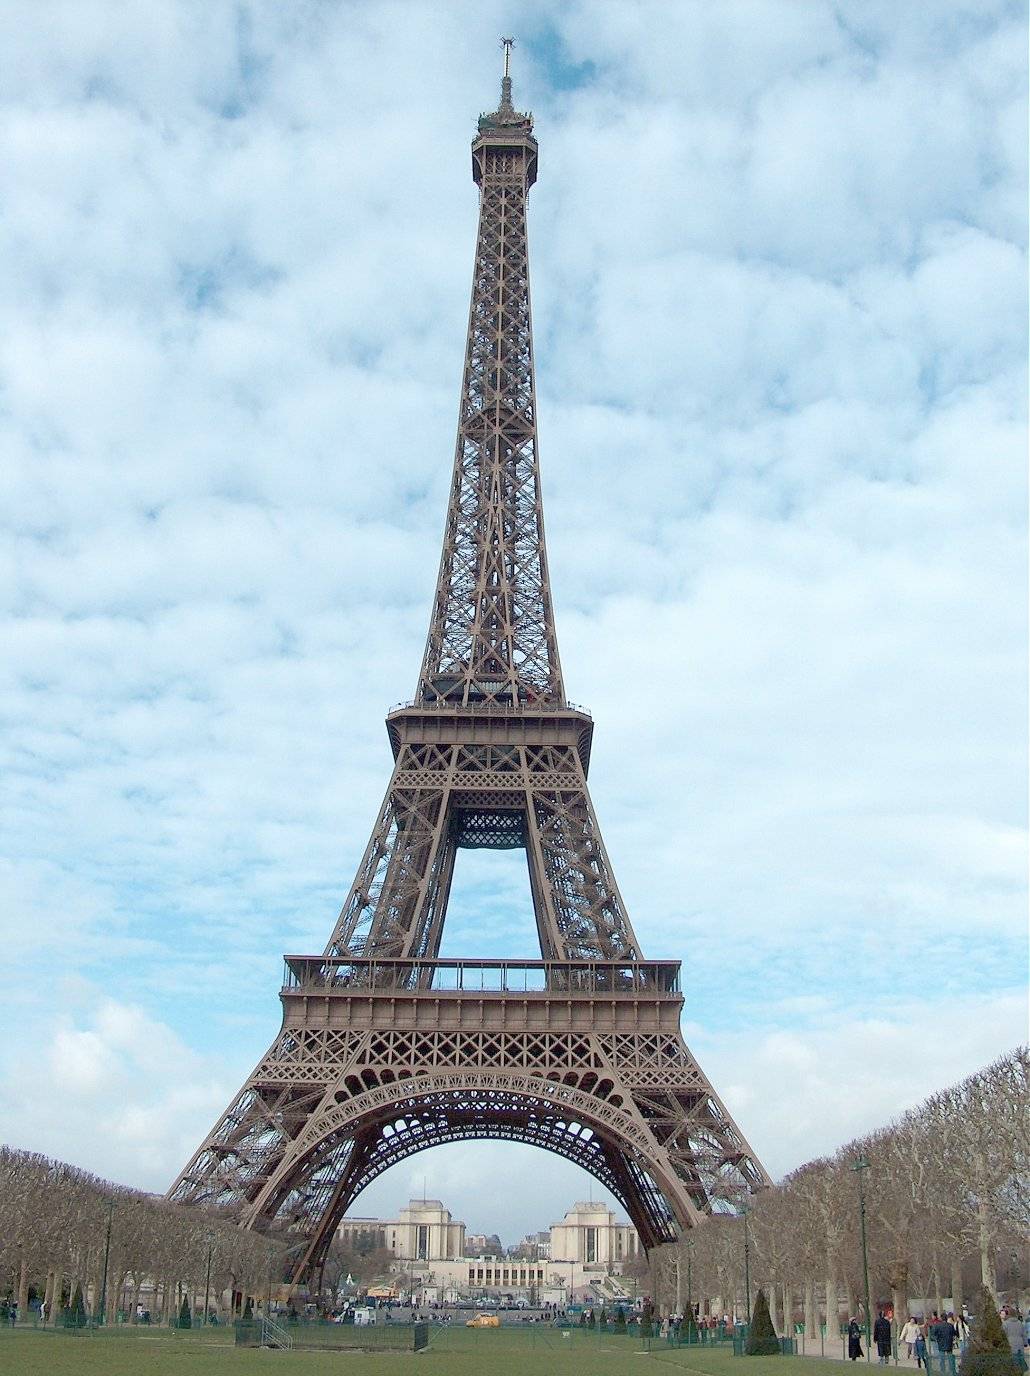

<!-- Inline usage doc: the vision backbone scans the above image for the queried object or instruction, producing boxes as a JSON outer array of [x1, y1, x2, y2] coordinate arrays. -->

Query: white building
[[548, 1201, 640, 1266], [338, 1199, 465, 1263], [514, 1229, 551, 1260], [337, 1197, 638, 1305], [336, 1216, 387, 1251]]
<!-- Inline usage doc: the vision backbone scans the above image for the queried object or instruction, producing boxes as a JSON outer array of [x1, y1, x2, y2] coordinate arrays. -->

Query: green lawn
[[0, 1326, 849, 1376]]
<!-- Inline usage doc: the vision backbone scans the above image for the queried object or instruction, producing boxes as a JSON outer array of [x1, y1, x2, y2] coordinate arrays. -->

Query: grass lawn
[[0, 1326, 849, 1376]]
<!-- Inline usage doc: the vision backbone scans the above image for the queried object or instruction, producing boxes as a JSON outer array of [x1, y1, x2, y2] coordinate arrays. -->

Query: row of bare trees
[[652, 1048, 1029, 1330], [0, 1149, 282, 1322]]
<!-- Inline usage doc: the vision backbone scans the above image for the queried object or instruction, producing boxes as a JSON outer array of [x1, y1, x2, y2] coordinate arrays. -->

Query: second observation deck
[[282, 956, 681, 996]]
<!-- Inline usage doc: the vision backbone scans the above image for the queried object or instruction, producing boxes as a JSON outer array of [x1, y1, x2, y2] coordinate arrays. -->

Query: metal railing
[[387, 699, 592, 718], [282, 956, 681, 996], [260, 1316, 293, 1350]]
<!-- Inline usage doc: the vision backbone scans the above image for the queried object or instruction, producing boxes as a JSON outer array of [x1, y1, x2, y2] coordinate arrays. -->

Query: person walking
[[849, 1318, 864, 1362], [938, 1314, 957, 1360], [914, 1327, 928, 1370], [927, 1313, 942, 1355], [900, 1316, 920, 1358], [1001, 1310, 1027, 1372], [874, 1311, 892, 1365]]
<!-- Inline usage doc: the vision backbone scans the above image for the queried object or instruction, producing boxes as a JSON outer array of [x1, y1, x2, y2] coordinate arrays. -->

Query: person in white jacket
[[900, 1317, 920, 1359]]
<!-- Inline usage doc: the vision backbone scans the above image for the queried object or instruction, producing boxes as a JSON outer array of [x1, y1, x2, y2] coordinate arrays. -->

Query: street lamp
[[203, 1235, 214, 1326], [97, 1198, 115, 1326], [852, 1156, 872, 1362], [742, 1206, 752, 1326], [686, 1238, 693, 1340]]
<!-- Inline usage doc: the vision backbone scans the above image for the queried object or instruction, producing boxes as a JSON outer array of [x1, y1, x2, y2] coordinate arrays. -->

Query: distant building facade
[[336, 1217, 387, 1251], [337, 1198, 639, 1304], [338, 1200, 465, 1262], [549, 1201, 640, 1265], [513, 1229, 551, 1260], [388, 1199, 465, 1261]]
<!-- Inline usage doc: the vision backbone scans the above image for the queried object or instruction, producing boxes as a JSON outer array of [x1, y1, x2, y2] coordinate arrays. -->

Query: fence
[[234, 1317, 429, 1352]]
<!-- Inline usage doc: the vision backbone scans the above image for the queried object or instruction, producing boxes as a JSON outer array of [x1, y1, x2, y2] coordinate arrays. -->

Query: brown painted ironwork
[[168, 49, 770, 1287]]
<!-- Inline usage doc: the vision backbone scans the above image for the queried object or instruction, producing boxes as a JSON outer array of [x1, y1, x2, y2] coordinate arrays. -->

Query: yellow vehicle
[[466, 1313, 501, 1328]]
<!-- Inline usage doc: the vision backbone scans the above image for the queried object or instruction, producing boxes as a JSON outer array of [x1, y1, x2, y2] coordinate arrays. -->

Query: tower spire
[[480, 35, 528, 129], [500, 35, 514, 112], [423, 38, 548, 708]]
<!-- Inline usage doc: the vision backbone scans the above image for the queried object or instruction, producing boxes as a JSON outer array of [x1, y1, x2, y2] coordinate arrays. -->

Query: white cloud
[[705, 990, 1029, 1177], [2, 990, 241, 1185]]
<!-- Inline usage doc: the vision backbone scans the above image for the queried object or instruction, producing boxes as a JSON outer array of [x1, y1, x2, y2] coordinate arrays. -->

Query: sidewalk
[[792, 1336, 971, 1369]]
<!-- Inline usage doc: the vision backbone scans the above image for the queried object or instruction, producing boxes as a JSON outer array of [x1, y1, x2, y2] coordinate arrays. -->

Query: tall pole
[[203, 1236, 213, 1326], [97, 1198, 114, 1326], [687, 1240, 693, 1341], [743, 1207, 752, 1325], [853, 1156, 872, 1362]]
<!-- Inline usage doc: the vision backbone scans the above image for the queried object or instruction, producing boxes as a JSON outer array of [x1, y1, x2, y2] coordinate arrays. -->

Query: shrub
[[960, 1288, 1018, 1376], [746, 1288, 780, 1355], [178, 1296, 192, 1329], [64, 1282, 87, 1329]]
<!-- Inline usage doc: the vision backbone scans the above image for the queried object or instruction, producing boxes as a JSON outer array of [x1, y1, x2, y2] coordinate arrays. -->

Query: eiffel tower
[[169, 43, 769, 1287]]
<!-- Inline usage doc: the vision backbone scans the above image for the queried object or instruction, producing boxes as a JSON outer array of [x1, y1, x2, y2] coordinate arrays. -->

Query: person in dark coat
[[848, 1318, 864, 1361], [932, 1314, 956, 1355], [874, 1311, 892, 1365]]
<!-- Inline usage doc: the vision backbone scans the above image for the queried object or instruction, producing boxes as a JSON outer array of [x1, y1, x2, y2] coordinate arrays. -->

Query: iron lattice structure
[[169, 61, 769, 1287]]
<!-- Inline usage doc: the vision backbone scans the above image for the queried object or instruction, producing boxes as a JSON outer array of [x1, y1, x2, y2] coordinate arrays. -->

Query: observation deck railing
[[282, 956, 680, 997], [387, 700, 592, 718]]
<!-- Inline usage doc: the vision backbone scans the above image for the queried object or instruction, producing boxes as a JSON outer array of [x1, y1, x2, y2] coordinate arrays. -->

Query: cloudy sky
[[2, 1, 1026, 1245]]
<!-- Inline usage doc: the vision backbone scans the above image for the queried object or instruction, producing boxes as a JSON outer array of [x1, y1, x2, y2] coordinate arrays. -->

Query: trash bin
[[732, 1331, 746, 1356], [781, 1337, 797, 1355]]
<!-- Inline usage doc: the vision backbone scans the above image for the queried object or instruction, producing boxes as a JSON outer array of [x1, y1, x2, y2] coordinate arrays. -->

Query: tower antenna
[[498, 36, 515, 112]]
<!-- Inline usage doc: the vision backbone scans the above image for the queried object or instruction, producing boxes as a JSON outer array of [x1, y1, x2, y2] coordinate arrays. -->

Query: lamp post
[[852, 1156, 872, 1362], [687, 1239, 693, 1340], [203, 1235, 214, 1326], [741, 1205, 752, 1326], [97, 1198, 114, 1326]]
